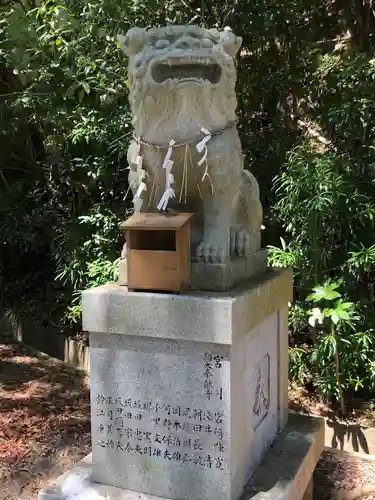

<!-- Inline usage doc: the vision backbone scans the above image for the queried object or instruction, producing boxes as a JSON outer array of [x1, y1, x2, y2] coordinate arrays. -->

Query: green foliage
[[269, 28, 375, 405], [289, 346, 310, 385], [271, 147, 375, 289], [288, 302, 308, 335], [289, 281, 375, 411], [0, 0, 136, 323]]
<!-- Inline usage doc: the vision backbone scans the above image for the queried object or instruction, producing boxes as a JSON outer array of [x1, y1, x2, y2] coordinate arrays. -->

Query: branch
[[180, 0, 208, 26], [0, 170, 9, 189]]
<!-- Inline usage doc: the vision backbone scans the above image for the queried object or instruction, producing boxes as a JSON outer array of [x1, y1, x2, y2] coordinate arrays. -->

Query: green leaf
[[307, 282, 341, 302], [338, 301, 354, 310], [340, 337, 351, 345], [328, 298, 357, 325], [330, 311, 340, 324], [82, 81, 90, 94]]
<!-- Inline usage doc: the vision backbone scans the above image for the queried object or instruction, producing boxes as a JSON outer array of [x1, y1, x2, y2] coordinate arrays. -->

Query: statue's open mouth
[[151, 57, 222, 84]]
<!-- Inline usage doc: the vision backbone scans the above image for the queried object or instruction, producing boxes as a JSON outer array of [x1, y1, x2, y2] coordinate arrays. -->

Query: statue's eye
[[155, 39, 170, 49]]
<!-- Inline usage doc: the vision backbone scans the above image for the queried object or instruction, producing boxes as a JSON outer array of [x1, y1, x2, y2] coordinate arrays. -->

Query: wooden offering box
[[119, 213, 193, 292]]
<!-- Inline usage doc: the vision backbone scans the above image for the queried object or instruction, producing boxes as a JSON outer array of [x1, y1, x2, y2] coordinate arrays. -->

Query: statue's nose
[[175, 36, 200, 49]]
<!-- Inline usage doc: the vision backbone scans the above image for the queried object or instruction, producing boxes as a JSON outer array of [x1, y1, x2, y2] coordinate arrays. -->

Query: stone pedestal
[[38, 267, 326, 500], [82, 269, 291, 500]]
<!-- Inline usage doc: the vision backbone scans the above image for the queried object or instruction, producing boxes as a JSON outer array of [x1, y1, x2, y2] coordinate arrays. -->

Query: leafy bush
[[306, 282, 374, 412], [271, 146, 375, 291], [270, 43, 375, 403], [0, 0, 134, 324]]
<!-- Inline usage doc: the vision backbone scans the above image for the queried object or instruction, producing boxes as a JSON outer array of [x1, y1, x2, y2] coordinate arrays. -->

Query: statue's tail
[[241, 169, 263, 236], [242, 168, 260, 200]]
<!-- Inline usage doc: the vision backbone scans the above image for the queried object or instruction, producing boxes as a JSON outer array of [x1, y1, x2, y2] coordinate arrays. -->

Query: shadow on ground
[[289, 384, 375, 455], [0, 342, 91, 500]]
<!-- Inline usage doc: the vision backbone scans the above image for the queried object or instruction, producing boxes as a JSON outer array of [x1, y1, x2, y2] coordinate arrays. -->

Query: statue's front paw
[[231, 228, 251, 257], [196, 236, 229, 263]]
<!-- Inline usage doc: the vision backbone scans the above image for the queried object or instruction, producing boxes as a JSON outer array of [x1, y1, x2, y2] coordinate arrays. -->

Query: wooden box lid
[[119, 213, 194, 231]]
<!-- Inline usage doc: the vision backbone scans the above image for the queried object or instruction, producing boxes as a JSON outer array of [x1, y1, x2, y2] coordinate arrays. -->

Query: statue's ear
[[117, 27, 147, 57], [219, 28, 242, 57]]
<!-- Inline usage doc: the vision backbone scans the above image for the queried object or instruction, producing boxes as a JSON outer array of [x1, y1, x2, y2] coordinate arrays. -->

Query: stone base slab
[[241, 413, 324, 500], [38, 414, 324, 500], [190, 250, 268, 292], [118, 250, 268, 292]]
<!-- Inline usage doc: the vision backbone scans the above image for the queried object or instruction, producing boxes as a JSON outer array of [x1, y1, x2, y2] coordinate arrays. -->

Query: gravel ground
[[314, 450, 375, 499]]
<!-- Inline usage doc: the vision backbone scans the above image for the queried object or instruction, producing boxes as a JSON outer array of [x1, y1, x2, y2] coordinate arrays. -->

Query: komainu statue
[[118, 25, 262, 264]]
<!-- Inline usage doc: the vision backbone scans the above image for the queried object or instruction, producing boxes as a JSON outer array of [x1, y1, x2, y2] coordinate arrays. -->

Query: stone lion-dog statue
[[118, 25, 262, 264]]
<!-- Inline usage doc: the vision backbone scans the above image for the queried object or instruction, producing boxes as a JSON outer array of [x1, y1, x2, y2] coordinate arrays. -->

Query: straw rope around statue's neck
[[132, 119, 238, 149], [130, 119, 239, 210]]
